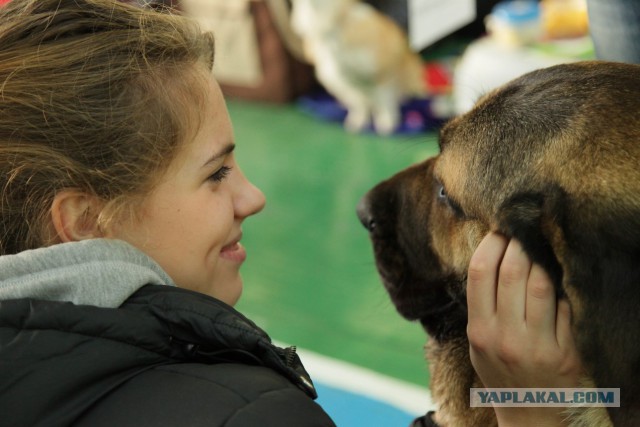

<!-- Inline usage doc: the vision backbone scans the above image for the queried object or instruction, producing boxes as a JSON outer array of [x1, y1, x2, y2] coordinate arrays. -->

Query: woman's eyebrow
[[202, 143, 235, 168]]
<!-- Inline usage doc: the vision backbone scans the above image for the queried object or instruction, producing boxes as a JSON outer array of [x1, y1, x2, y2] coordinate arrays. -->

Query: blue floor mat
[[296, 89, 445, 135], [315, 382, 417, 426]]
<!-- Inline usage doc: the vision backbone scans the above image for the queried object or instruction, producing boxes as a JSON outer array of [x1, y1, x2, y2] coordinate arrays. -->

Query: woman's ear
[[50, 190, 104, 242]]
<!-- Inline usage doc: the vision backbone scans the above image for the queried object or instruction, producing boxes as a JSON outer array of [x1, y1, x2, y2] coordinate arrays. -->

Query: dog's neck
[[419, 299, 468, 343]]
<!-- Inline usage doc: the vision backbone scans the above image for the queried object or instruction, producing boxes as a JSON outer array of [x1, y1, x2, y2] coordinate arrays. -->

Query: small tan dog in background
[[290, 0, 425, 135]]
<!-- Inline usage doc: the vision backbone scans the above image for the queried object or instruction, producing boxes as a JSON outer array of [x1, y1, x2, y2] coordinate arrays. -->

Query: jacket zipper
[[284, 345, 297, 367]]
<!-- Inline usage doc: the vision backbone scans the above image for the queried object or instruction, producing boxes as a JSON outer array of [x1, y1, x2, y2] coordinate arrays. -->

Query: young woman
[[0, 1, 335, 425]]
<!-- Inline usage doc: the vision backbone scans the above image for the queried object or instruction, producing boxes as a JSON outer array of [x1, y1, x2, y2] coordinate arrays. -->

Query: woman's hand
[[466, 233, 583, 427]]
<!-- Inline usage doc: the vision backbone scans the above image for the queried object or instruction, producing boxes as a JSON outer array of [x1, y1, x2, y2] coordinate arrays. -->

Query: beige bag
[[181, 0, 315, 103], [181, 0, 263, 87]]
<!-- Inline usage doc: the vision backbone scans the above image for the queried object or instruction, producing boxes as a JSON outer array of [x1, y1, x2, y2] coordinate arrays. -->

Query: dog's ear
[[495, 186, 567, 297]]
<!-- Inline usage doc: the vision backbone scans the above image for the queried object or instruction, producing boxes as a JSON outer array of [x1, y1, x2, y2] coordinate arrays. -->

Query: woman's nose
[[234, 167, 266, 218]]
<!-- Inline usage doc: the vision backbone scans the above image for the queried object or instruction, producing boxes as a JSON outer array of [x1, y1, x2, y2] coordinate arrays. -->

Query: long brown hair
[[0, 0, 215, 255]]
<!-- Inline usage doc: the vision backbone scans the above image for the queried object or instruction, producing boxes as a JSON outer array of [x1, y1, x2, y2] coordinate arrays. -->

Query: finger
[[496, 239, 531, 325], [467, 232, 508, 322], [524, 263, 557, 336]]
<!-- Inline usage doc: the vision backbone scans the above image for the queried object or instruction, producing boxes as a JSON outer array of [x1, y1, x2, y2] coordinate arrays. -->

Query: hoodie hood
[[0, 239, 175, 307]]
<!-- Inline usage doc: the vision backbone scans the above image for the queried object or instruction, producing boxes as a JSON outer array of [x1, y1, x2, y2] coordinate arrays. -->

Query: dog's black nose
[[356, 195, 376, 232]]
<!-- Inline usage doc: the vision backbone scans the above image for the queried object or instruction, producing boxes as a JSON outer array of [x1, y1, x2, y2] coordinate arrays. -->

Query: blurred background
[[129, 0, 596, 424]]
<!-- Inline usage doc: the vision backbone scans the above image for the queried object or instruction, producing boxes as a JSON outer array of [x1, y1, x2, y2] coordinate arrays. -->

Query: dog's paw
[[344, 109, 370, 133], [372, 109, 399, 136]]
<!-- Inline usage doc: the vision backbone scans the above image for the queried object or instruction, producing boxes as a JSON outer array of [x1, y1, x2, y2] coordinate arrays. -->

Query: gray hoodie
[[0, 238, 175, 308]]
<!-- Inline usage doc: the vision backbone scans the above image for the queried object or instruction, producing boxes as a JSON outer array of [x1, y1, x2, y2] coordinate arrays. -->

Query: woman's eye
[[208, 166, 232, 183]]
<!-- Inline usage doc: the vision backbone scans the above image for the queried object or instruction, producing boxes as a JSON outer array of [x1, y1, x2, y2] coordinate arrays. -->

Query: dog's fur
[[290, 0, 425, 135], [358, 61, 640, 426]]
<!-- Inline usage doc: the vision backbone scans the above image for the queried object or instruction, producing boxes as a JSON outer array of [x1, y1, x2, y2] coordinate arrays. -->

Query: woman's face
[[109, 75, 265, 306]]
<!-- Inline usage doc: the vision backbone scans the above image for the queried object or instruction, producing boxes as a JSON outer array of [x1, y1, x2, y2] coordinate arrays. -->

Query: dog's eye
[[438, 185, 447, 200], [436, 183, 466, 218]]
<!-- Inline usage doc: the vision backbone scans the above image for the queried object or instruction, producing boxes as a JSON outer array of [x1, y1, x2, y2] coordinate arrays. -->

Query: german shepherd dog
[[357, 61, 640, 426]]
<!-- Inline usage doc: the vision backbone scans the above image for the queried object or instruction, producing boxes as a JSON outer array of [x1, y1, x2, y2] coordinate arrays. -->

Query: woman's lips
[[220, 241, 247, 263]]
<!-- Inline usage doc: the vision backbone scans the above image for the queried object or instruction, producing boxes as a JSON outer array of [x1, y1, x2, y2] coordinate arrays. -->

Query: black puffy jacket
[[0, 285, 336, 427]]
